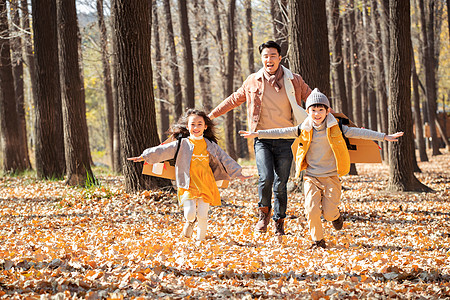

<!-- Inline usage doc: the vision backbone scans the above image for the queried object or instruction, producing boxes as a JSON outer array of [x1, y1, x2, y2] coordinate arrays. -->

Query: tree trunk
[[163, 0, 183, 118], [387, 0, 431, 192], [245, 0, 255, 73], [342, 8, 353, 119], [56, 0, 95, 186], [378, 0, 390, 89], [411, 45, 428, 162], [96, 0, 115, 169], [312, 0, 331, 97], [288, 0, 318, 88], [224, 0, 237, 160], [270, 0, 289, 68], [152, 0, 170, 141], [193, 0, 213, 112], [110, 5, 121, 173], [113, 0, 170, 192], [31, 0, 66, 179], [349, 4, 362, 127], [327, 0, 348, 114], [370, 0, 389, 161], [10, 0, 31, 169], [0, 0, 26, 173], [418, 0, 441, 155], [178, 0, 195, 109]]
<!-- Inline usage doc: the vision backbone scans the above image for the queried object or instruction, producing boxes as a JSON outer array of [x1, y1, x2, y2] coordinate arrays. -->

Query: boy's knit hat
[[305, 88, 330, 110]]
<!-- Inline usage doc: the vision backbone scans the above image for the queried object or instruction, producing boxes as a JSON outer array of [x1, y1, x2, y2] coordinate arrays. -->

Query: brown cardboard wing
[[291, 112, 382, 164], [347, 138, 382, 163], [142, 161, 176, 180]]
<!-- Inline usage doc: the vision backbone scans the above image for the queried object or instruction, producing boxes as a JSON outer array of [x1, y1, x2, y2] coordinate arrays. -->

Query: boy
[[240, 88, 403, 248]]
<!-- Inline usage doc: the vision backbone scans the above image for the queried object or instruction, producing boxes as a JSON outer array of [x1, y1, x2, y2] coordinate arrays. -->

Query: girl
[[128, 109, 250, 241]]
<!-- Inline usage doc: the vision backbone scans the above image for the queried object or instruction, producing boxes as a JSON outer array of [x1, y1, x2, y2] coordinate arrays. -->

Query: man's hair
[[258, 40, 281, 55]]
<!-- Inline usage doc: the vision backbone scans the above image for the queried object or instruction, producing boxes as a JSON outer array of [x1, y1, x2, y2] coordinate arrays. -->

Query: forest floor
[[0, 151, 449, 299]]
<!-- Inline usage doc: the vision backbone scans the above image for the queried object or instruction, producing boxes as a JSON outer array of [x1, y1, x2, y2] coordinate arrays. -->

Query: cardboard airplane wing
[[332, 112, 382, 163]]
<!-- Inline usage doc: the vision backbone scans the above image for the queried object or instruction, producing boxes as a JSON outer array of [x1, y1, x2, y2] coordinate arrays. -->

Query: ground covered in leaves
[[1, 152, 449, 299]]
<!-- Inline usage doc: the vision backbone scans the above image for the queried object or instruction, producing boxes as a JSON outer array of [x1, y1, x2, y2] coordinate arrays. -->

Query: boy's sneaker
[[310, 239, 326, 249], [182, 220, 195, 238], [332, 214, 343, 230]]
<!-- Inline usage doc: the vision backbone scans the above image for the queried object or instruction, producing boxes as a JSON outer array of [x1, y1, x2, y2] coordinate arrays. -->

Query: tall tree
[[20, 0, 37, 107], [312, 0, 331, 97], [349, 4, 362, 126], [270, 0, 289, 67], [152, 0, 170, 140], [56, 0, 95, 186], [387, 0, 430, 192], [224, 0, 237, 160], [288, 0, 318, 89], [163, 0, 183, 117], [245, 0, 255, 73], [0, 0, 27, 173], [193, 0, 212, 112], [110, 4, 121, 173], [31, 0, 65, 179], [113, 0, 170, 192], [411, 45, 428, 162], [96, 0, 115, 169], [370, 0, 389, 161], [418, 0, 441, 155], [10, 0, 31, 169], [178, 0, 195, 109], [327, 0, 348, 114]]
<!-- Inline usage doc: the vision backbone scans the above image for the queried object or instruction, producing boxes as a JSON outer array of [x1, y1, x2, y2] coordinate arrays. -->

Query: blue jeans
[[254, 138, 294, 221]]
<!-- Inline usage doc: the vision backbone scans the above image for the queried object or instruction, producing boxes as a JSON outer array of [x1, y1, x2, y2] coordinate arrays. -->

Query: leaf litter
[[0, 152, 449, 299]]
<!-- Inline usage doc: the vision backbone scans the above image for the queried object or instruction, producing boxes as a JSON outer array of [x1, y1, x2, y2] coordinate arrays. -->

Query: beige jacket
[[209, 66, 311, 132]]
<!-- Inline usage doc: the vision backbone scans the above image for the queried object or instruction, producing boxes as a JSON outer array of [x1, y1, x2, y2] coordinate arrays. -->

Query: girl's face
[[187, 114, 207, 137], [308, 106, 330, 126]]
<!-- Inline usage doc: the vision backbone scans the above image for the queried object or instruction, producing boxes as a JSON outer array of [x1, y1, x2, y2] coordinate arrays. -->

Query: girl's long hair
[[168, 109, 219, 144]]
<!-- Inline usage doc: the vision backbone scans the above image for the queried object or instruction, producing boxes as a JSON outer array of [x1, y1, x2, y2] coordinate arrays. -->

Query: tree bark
[[113, 0, 170, 192], [387, 0, 431, 192], [152, 0, 170, 141], [349, 4, 362, 127], [270, 0, 289, 68], [193, 0, 213, 112], [31, 0, 66, 179], [0, 0, 27, 173], [288, 0, 317, 89], [10, 0, 31, 169], [411, 45, 428, 162], [96, 0, 115, 169], [163, 0, 183, 118], [327, 0, 348, 114], [312, 0, 331, 98], [56, 0, 95, 186], [178, 0, 195, 109], [245, 0, 255, 73], [224, 0, 237, 160], [418, 0, 441, 155]]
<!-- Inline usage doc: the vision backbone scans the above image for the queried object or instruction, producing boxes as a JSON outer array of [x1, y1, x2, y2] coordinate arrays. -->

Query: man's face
[[261, 47, 281, 74]]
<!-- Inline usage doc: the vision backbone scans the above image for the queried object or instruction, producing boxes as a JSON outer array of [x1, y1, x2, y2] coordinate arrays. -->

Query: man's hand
[[239, 130, 258, 139], [384, 132, 404, 142], [237, 174, 253, 180]]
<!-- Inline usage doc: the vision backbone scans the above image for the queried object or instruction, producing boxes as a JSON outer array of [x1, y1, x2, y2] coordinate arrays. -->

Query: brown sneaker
[[255, 207, 271, 232], [310, 239, 326, 249], [274, 218, 285, 236], [332, 214, 343, 230]]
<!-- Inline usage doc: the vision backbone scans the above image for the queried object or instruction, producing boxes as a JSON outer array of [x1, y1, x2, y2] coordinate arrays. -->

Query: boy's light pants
[[183, 198, 209, 241], [304, 175, 341, 241]]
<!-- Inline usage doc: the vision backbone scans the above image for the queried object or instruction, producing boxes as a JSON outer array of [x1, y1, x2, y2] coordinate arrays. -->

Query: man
[[208, 40, 311, 236]]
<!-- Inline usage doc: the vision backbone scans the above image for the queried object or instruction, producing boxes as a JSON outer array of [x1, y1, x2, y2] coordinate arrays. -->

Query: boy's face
[[187, 115, 207, 137], [308, 106, 330, 126]]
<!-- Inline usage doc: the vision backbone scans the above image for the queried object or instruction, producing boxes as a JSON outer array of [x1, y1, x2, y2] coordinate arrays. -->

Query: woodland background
[[0, 0, 450, 298]]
